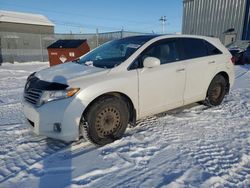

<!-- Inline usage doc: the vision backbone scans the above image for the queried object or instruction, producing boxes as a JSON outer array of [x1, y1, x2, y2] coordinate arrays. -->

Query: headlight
[[38, 88, 80, 106]]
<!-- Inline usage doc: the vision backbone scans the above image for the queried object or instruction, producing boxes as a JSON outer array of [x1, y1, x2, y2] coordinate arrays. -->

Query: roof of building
[[47, 39, 87, 48], [0, 10, 54, 26]]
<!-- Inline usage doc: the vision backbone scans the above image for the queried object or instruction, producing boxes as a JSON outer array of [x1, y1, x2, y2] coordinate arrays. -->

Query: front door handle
[[176, 68, 185, 72]]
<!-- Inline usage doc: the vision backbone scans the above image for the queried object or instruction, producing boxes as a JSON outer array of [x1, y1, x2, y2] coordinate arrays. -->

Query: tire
[[81, 96, 129, 146], [204, 75, 227, 107]]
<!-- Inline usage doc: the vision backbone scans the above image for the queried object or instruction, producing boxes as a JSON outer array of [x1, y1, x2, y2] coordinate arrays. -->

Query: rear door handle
[[208, 61, 215, 64], [176, 68, 185, 72]]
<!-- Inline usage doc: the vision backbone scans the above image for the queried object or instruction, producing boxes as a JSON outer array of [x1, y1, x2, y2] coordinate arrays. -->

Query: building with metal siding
[[242, 0, 250, 39], [182, 0, 250, 44]]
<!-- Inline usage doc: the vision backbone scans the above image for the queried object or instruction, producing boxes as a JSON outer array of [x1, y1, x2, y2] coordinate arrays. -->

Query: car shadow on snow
[[37, 75, 74, 188], [36, 75, 103, 187]]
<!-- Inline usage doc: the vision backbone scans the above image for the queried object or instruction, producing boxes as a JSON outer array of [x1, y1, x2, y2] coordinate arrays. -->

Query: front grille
[[23, 74, 68, 106], [24, 88, 43, 105]]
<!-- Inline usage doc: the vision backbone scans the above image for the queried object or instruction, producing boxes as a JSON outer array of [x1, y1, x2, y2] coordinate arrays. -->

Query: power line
[[0, 2, 156, 26], [1, 13, 178, 34], [0, 2, 181, 33], [0, 14, 121, 31], [51, 19, 121, 30]]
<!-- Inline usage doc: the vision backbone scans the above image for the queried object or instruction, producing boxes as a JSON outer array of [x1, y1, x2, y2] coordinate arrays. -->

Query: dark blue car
[[243, 45, 250, 64], [228, 41, 250, 65]]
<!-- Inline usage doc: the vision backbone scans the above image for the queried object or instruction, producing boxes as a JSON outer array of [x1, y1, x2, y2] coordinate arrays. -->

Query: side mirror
[[143, 57, 160, 68]]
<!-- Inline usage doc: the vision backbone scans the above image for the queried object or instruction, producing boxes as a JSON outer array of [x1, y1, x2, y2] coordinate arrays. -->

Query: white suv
[[23, 35, 235, 145]]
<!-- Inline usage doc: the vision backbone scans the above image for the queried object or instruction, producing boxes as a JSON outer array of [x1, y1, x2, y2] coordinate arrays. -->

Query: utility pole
[[159, 16, 167, 34], [96, 28, 99, 47], [80, 27, 83, 34], [121, 26, 124, 38]]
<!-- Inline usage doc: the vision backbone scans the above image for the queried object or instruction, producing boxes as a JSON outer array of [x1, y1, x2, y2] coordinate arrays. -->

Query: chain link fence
[[0, 31, 146, 63]]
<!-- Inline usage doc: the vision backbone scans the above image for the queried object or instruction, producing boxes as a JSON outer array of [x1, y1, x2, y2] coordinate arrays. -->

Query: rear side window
[[181, 38, 207, 59], [205, 41, 222, 55], [181, 38, 222, 60]]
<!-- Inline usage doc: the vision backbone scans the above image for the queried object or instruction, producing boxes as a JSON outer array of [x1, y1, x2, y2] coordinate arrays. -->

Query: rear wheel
[[81, 96, 129, 146], [204, 75, 227, 106]]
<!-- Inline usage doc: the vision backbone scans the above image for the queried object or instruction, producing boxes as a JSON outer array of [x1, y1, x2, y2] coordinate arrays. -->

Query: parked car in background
[[229, 48, 245, 65], [243, 45, 250, 64], [227, 40, 250, 65], [23, 35, 235, 146]]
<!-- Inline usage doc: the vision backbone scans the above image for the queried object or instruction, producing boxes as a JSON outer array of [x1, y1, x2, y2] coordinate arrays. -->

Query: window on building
[[23, 40, 29, 47]]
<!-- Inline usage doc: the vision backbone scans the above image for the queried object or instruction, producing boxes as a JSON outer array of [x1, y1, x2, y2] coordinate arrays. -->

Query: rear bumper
[[22, 98, 81, 142], [229, 66, 235, 89]]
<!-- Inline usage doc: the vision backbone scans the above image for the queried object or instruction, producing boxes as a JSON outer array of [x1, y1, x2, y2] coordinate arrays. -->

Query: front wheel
[[204, 75, 227, 106], [81, 96, 129, 146]]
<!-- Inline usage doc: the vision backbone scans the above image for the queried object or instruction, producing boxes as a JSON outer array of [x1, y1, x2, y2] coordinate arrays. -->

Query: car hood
[[35, 62, 108, 85]]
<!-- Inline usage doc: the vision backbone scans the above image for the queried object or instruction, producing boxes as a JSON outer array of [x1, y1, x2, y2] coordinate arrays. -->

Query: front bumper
[[22, 98, 82, 142]]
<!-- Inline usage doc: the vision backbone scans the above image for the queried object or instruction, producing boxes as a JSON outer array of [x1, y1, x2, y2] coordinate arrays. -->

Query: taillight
[[231, 57, 236, 64]]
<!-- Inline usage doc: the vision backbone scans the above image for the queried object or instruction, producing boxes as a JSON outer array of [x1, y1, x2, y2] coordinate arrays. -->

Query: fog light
[[53, 123, 61, 132]]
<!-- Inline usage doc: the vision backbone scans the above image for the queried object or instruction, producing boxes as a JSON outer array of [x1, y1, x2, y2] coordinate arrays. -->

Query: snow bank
[[0, 63, 249, 187]]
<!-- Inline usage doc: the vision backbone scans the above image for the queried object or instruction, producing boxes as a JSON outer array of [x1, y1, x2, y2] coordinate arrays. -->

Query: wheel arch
[[82, 92, 136, 126], [205, 71, 230, 96], [214, 71, 230, 93]]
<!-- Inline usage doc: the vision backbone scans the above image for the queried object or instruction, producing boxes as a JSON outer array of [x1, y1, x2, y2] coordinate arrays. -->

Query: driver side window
[[142, 40, 179, 65], [129, 39, 180, 70]]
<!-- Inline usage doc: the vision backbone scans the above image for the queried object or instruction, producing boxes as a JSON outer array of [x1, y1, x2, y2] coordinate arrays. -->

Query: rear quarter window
[[181, 38, 207, 59], [205, 41, 222, 55], [181, 38, 222, 60]]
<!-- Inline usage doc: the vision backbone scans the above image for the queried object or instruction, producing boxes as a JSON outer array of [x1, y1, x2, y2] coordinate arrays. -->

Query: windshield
[[79, 35, 157, 68]]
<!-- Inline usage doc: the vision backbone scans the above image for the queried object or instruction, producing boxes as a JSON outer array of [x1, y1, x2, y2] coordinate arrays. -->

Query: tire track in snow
[[0, 137, 69, 183], [75, 87, 250, 187], [188, 90, 250, 187], [223, 154, 250, 187], [0, 103, 25, 125], [73, 115, 192, 187], [1, 64, 250, 187], [191, 144, 241, 176], [235, 69, 250, 79], [0, 63, 72, 184]]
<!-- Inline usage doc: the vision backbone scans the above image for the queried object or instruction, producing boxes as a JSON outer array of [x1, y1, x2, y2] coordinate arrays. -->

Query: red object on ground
[[47, 39, 90, 67]]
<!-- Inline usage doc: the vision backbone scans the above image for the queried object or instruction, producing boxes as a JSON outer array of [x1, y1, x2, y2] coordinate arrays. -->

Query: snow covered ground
[[0, 62, 249, 188]]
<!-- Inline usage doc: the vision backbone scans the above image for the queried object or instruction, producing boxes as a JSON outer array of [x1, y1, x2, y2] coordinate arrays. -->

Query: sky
[[0, 0, 183, 34]]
